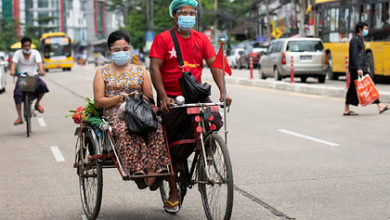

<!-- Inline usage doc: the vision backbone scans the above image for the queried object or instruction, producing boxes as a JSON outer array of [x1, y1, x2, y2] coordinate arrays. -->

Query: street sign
[[272, 28, 283, 39]]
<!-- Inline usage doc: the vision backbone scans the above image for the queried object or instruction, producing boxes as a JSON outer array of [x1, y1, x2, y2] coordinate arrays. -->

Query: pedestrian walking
[[343, 22, 390, 116]]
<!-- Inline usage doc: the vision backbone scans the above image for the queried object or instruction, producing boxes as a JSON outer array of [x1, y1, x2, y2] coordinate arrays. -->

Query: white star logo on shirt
[[168, 47, 177, 59]]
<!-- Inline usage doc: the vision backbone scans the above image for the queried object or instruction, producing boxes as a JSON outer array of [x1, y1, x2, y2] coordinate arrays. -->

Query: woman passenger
[[93, 30, 170, 188]]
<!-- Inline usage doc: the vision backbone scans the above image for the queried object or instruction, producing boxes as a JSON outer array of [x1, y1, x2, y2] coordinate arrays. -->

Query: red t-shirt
[[149, 29, 216, 96]]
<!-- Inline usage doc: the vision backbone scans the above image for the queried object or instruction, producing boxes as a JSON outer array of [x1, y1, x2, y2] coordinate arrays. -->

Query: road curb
[[203, 75, 390, 103]]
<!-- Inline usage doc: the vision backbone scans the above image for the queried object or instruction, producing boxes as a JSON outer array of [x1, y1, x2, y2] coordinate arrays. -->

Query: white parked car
[[259, 38, 328, 83], [228, 48, 244, 69]]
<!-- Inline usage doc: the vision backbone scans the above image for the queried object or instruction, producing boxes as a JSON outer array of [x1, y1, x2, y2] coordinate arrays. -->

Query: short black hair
[[21, 36, 32, 46], [107, 30, 130, 49], [355, 22, 368, 34]]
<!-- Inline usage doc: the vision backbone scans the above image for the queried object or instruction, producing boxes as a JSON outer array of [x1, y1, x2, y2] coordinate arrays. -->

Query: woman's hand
[[118, 93, 129, 103], [160, 96, 174, 113], [219, 93, 232, 106], [357, 69, 364, 77]]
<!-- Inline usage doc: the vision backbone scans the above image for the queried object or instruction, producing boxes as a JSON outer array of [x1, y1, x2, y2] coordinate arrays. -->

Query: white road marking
[[81, 215, 88, 220], [50, 146, 65, 162], [37, 117, 47, 127], [278, 129, 339, 147]]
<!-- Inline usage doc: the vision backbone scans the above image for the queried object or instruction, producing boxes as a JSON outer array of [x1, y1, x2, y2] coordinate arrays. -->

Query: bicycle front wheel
[[198, 133, 234, 220], [24, 93, 31, 137], [78, 131, 103, 220]]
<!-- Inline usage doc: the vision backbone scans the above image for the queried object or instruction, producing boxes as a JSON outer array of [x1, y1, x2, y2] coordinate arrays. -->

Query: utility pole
[[266, 0, 271, 42], [299, 0, 306, 37], [146, 0, 154, 31], [214, 0, 218, 45], [146, 0, 150, 31], [198, 0, 203, 31], [150, 0, 154, 31]]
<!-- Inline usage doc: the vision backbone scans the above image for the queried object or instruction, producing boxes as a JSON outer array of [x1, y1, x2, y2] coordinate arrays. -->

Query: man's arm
[[149, 57, 174, 113], [10, 62, 16, 76], [37, 62, 45, 76], [206, 57, 232, 106]]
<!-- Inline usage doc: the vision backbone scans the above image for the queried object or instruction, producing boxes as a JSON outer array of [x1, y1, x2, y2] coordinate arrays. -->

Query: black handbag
[[124, 93, 158, 135], [170, 29, 211, 103]]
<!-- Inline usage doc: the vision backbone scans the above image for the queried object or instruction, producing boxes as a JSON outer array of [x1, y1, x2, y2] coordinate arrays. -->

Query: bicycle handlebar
[[16, 71, 38, 77], [170, 102, 225, 109]]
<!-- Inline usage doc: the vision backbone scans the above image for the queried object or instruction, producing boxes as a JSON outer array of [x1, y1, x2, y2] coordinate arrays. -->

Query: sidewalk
[[202, 68, 390, 103]]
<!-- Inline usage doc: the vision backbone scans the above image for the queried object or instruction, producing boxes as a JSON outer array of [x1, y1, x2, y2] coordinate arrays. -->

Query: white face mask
[[23, 49, 32, 54]]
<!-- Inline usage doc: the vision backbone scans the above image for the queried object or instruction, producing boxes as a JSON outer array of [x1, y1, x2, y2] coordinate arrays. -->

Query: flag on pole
[[212, 47, 232, 76]]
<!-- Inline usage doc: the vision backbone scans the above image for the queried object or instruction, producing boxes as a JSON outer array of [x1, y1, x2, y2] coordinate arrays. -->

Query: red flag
[[212, 47, 232, 76]]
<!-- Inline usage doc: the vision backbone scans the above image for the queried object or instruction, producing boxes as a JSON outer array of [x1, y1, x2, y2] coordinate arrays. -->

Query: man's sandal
[[35, 105, 44, 113], [164, 200, 180, 214], [13, 119, 23, 125]]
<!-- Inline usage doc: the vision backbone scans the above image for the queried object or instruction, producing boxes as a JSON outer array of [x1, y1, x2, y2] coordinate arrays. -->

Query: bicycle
[[17, 72, 38, 137], [159, 101, 234, 220], [73, 100, 233, 220]]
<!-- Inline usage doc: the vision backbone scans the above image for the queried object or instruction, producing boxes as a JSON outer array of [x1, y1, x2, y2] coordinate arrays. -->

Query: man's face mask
[[177, 15, 196, 31]]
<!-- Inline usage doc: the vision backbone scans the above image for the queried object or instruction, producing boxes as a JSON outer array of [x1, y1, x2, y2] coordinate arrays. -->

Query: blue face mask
[[112, 51, 130, 66], [178, 16, 196, 31], [363, 29, 369, 37]]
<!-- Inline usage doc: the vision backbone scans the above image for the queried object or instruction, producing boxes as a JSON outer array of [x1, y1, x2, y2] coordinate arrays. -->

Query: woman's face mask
[[363, 29, 369, 37], [112, 51, 130, 66], [177, 16, 196, 31]]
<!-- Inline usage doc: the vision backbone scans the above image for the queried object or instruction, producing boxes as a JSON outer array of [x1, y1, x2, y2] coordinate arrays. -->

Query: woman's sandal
[[149, 169, 169, 191], [133, 171, 147, 189], [164, 199, 180, 214], [343, 111, 359, 116], [379, 105, 390, 114]]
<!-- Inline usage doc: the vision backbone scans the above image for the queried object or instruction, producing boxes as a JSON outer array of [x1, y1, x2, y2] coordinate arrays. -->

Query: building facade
[[1, 0, 123, 46]]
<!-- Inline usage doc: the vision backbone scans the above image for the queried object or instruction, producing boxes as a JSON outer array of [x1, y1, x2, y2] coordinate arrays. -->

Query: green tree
[[24, 16, 57, 40], [0, 18, 18, 51], [106, 0, 262, 49]]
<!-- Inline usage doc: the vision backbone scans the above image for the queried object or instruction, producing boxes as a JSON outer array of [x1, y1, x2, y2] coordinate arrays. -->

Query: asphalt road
[[1, 64, 390, 220]]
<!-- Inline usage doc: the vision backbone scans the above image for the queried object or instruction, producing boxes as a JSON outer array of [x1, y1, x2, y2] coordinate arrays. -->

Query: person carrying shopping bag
[[344, 22, 390, 116]]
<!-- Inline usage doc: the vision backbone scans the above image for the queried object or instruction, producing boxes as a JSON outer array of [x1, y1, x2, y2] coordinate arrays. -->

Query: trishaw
[[73, 100, 234, 220]]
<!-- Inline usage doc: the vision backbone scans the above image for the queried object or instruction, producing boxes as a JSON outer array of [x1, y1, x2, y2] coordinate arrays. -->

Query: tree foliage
[[24, 16, 57, 46], [0, 19, 18, 51], [106, 0, 263, 49]]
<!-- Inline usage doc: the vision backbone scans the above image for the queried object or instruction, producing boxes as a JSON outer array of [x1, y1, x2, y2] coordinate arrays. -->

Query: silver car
[[259, 38, 328, 83]]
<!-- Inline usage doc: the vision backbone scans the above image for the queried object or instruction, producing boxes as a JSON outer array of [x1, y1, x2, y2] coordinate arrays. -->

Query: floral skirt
[[112, 117, 170, 175]]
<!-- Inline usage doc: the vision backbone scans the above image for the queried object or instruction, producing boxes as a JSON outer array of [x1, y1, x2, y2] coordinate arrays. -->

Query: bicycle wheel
[[24, 93, 31, 137], [198, 133, 234, 220], [78, 131, 103, 220]]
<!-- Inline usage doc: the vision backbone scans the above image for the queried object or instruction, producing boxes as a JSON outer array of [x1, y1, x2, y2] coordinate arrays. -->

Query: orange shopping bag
[[354, 75, 380, 106]]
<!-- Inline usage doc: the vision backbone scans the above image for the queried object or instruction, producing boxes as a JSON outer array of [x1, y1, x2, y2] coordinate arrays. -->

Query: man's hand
[[357, 69, 364, 77], [219, 93, 232, 106], [38, 69, 46, 76], [160, 96, 174, 113], [10, 70, 15, 76]]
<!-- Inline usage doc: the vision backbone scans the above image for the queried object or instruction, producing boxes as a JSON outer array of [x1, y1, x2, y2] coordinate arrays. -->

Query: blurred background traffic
[[0, 0, 390, 84]]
